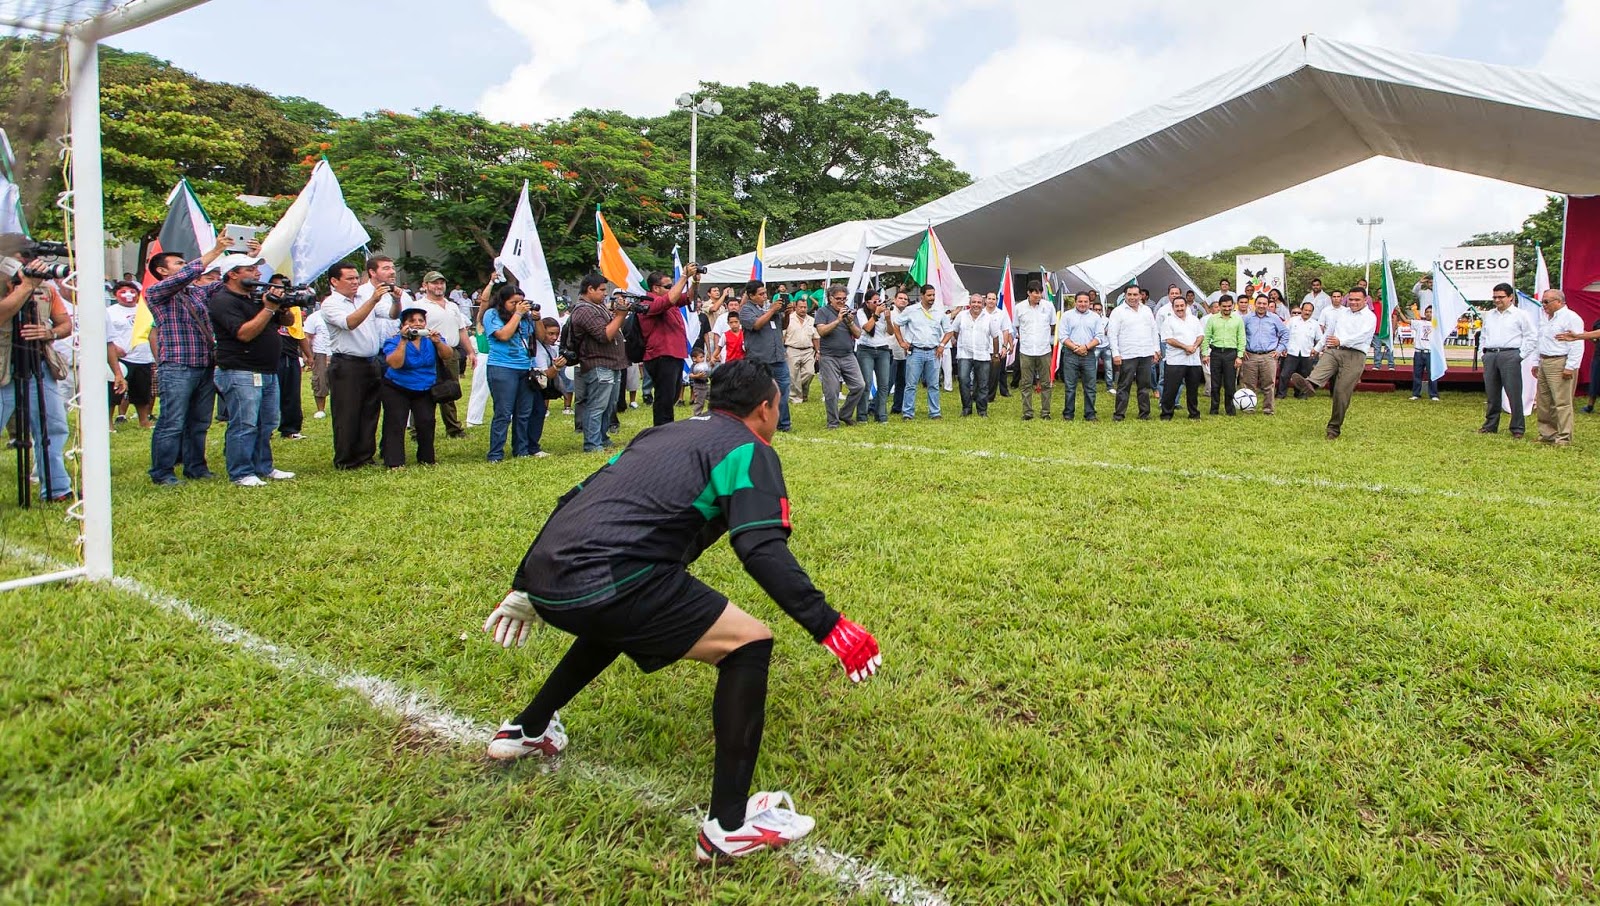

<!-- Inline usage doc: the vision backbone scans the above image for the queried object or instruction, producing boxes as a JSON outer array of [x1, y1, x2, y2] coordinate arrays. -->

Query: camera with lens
[[403, 327, 431, 340], [4, 238, 73, 281], [612, 291, 651, 315], [242, 279, 316, 307]]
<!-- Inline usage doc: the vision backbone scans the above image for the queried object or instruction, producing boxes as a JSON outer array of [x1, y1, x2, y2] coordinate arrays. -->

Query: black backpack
[[621, 311, 646, 364], [558, 316, 581, 368]]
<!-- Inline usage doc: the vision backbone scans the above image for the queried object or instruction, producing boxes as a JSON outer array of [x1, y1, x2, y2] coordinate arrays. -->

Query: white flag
[[260, 160, 370, 283], [1429, 264, 1468, 384], [0, 172, 22, 236], [495, 180, 556, 311], [846, 232, 873, 303]]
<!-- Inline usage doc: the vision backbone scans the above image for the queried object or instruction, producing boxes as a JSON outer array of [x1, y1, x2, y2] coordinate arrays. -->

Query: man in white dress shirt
[[1108, 283, 1161, 421], [943, 293, 1004, 417], [321, 259, 402, 469], [1289, 287, 1376, 440], [1011, 281, 1057, 420], [1157, 297, 1205, 419], [1277, 301, 1323, 400], [1301, 278, 1332, 318], [1533, 289, 1585, 445], [1476, 282, 1536, 438]]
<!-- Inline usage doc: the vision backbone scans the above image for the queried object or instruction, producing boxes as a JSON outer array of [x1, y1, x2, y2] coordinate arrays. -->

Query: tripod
[[10, 307, 57, 508]]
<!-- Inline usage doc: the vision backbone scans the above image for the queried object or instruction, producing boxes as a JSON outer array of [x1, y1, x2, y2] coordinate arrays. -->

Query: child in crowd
[[689, 349, 711, 416]]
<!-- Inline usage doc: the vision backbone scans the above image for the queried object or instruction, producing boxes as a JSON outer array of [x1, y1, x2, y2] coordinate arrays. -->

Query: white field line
[[0, 543, 951, 906], [791, 436, 1589, 511]]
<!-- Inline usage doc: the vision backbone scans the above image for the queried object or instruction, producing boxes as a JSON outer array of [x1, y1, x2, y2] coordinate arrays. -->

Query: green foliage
[[1462, 194, 1564, 293], [319, 108, 737, 285], [629, 82, 972, 261]]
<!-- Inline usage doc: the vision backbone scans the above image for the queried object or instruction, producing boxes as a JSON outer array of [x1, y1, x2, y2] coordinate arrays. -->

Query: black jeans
[[1277, 353, 1313, 399], [277, 353, 303, 436], [891, 358, 908, 415], [379, 379, 436, 467], [1160, 363, 1204, 417], [328, 354, 382, 469], [956, 358, 991, 414], [644, 356, 683, 427], [1113, 356, 1154, 419], [1209, 349, 1238, 414]]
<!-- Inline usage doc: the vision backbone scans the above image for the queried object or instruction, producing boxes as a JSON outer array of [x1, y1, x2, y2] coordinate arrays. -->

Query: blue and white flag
[[259, 159, 370, 283], [1428, 264, 1469, 384]]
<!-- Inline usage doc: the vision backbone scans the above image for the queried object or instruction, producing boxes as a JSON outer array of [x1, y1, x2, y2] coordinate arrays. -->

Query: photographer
[[143, 235, 236, 485], [639, 264, 698, 427], [205, 254, 297, 487], [321, 260, 400, 470], [482, 284, 540, 461], [568, 273, 629, 453], [380, 307, 456, 468], [738, 281, 793, 431], [1, 259, 74, 502]]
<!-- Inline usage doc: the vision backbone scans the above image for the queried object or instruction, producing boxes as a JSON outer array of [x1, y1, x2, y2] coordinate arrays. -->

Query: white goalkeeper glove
[[482, 589, 541, 648]]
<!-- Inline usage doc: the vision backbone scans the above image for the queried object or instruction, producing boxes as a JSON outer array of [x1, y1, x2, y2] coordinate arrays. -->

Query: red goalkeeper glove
[[820, 616, 881, 683]]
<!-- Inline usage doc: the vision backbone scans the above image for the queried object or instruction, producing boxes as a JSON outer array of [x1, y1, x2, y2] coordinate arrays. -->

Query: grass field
[[3, 380, 1599, 904]]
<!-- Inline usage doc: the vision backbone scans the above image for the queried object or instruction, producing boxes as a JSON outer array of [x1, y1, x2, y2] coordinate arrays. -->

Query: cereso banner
[[1437, 245, 1513, 301], [1235, 254, 1285, 300]]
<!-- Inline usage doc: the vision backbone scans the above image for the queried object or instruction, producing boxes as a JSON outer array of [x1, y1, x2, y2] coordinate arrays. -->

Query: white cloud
[[1538, 0, 1600, 80], [479, 0, 959, 122]]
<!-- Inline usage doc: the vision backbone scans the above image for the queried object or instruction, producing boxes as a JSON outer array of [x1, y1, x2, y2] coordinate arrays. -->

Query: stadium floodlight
[[1357, 216, 1385, 285], [674, 93, 722, 264]]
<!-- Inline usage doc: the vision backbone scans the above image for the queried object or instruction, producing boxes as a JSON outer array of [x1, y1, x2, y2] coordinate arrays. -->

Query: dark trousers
[[1113, 356, 1154, 419], [328, 354, 382, 469], [956, 358, 991, 415], [1412, 350, 1439, 398], [277, 354, 303, 437], [1058, 350, 1097, 419], [891, 358, 908, 415], [379, 379, 436, 467], [988, 358, 1012, 401], [1160, 363, 1204, 418], [1209, 349, 1239, 414], [1481, 348, 1525, 434], [644, 356, 683, 427], [1277, 354, 1314, 399]]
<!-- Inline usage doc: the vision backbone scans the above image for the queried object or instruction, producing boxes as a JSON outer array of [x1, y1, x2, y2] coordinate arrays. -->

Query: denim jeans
[[855, 346, 893, 422], [1372, 340, 1395, 368], [766, 359, 792, 430], [1059, 350, 1097, 419], [1412, 349, 1439, 398], [487, 364, 535, 460], [956, 358, 990, 414], [0, 371, 72, 499], [150, 362, 215, 482], [579, 366, 620, 452], [213, 368, 280, 481], [902, 348, 941, 418], [1097, 347, 1116, 391]]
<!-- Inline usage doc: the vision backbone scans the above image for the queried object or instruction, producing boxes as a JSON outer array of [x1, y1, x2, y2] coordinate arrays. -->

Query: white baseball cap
[[205, 254, 265, 275]]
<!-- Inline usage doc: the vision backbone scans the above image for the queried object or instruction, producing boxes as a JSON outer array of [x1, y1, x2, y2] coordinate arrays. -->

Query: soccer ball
[[1233, 388, 1258, 412]]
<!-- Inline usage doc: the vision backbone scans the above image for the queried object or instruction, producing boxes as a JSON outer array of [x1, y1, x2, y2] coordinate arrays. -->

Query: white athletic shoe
[[233, 475, 268, 488], [532, 450, 551, 458], [486, 714, 567, 760], [313, 411, 327, 419], [629, 401, 640, 409], [267, 469, 295, 480], [1410, 395, 1420, 400], [695, 791, 815, 862]]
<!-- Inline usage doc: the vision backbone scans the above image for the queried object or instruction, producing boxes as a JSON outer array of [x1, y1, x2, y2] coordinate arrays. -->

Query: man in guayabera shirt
[[480, 360, 882, 862]]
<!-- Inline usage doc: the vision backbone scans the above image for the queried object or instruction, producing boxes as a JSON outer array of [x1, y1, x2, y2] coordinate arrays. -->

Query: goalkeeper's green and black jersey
[[514, 411, 840, 641]]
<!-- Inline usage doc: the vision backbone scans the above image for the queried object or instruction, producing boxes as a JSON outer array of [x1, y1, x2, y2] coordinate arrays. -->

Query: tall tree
[[628, 82, 971, 262]]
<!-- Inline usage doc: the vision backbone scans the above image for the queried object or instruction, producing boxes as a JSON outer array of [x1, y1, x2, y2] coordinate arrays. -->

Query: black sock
[[710, 638, 773, 832], [514, 636, 619, 733]]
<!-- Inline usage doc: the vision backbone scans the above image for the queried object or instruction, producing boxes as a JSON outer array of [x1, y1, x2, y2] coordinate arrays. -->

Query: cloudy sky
[[108, 0, 1595, 280]]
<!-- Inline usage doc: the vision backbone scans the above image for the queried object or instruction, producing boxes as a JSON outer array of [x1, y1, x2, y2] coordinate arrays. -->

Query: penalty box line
[[0, 543, 953, 906], [791, 436, 1586, 511]]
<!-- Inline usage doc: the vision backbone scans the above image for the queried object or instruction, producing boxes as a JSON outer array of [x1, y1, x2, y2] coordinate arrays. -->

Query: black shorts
[[533, 567, 728, 673], [124, 362, 154, 406]]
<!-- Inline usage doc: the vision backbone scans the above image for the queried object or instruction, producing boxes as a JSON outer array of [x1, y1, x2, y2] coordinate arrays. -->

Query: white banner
[[1235, 254, 1285, 300], [1437, 245, 1513, 301]]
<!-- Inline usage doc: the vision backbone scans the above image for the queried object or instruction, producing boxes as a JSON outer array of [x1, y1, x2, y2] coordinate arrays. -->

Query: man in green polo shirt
[[1203, 294, 1244, 415]]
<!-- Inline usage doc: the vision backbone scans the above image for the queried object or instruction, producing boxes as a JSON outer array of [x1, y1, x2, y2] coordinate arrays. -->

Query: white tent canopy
[[702, 218, 911, 283], [1093, 251, 1207, 303], [870, 35, 1600, 267]]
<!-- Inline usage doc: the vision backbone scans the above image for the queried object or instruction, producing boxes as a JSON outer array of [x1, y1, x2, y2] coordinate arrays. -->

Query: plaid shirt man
[[145, 258, 219, 367]]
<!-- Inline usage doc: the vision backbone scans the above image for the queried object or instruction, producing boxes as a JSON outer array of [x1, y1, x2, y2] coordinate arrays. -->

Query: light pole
[[1357, 216, 1384, 285], [675, 93, 722, 265]]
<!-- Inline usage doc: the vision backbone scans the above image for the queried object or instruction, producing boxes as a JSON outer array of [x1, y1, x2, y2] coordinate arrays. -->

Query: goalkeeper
[[482, 359, 882, 862]]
